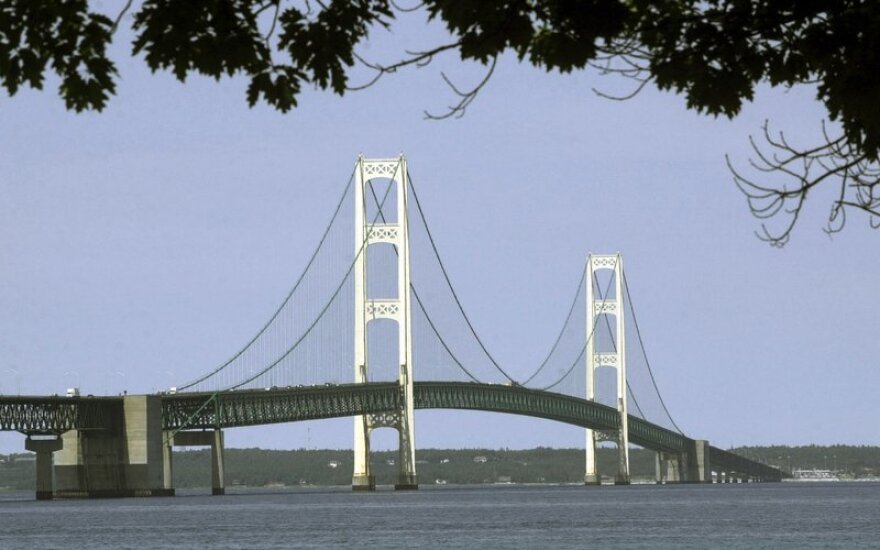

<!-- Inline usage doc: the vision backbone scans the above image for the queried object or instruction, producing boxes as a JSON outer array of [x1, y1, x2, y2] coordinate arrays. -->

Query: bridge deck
[[0, 395, 121, 433], [162, 382, 696, 454], [0, 383, 783, 480]]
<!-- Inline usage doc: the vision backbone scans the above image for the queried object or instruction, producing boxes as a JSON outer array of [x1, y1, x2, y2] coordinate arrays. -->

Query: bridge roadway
[[1, 382, 783, 482]]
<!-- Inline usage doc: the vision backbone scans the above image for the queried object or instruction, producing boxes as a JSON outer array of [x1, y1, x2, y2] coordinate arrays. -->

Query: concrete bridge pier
[[683, 440, 712, 483], [170, 429, 225, 495], [54, 395, 171, 497], [657, 452, 678, 483], [163, 432, 173, 492], [655, 452, 665, 484], [211, 429, 225, 495], [25, 435, 63, 500]]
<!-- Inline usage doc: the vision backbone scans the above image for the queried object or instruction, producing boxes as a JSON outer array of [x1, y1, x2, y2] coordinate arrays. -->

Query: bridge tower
[[584, 253, 631, 485], [352, 154, 418, 491]]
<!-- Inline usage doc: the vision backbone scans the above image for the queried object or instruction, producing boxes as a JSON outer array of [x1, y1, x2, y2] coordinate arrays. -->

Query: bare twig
[[390, 0, 425, 13], [346, 41, 462, 91], [264, 0, 282, 45], [730, 120, 879, 245], [255, 1, 279, 17], [424, 56, 497, 120], [111, 0, 134, 35], [590, 37, 654, 100]]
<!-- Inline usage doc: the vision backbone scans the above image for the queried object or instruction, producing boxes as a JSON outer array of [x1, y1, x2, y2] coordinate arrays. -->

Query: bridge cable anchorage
[[622, 270, 684, 434], [176, 167, 357, 391], [406, 171, 517, 384], [536, 257, 618, 392], [522, 266, 588, 386], [364, 178, 482, 383], [225, 165, 399, 390]]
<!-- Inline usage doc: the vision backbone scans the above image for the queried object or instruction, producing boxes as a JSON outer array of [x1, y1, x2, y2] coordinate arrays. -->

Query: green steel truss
[[1, 384, 783, 480], [709, 445, 784, 480], [162, 382, 690, 453], [0, 396, 120, 434]]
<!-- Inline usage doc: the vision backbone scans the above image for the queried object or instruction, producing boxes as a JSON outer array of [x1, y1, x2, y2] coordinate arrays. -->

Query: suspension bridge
[[0, 155, 785, 499]]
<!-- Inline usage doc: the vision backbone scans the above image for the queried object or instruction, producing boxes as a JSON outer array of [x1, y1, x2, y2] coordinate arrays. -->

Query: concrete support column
[[655, 452, 665, 484], [162, 432, 173, 491], [211, 429, 225, 496], [614, 431, 631, 485], [25, 436, 63, 500], [584, 430, 600, 485], [688, 440, 711, 483], [395, 421, 418, 490], [666, 455, 681, 483], [172, 430, 223, 496], [351, 415, 375, 491]]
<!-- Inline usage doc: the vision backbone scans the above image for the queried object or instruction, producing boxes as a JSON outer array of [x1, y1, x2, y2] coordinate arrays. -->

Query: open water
[[1, 482, 878, 549]]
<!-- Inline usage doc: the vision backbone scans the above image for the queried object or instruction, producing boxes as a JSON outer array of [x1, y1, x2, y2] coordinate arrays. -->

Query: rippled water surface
[[1, 483, 878, 549]]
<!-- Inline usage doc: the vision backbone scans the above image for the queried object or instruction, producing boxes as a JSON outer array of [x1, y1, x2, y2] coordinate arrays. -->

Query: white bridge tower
[[584, 253, 631, 485], [352, 154, 418, 491]]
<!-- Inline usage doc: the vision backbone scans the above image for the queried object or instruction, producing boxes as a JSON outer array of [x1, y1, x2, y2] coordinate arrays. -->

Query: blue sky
[[2, 9, 878, 454]]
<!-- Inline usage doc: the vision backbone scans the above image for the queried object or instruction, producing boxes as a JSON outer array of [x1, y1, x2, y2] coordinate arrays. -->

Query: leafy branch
[[3, 1, 880, 244]]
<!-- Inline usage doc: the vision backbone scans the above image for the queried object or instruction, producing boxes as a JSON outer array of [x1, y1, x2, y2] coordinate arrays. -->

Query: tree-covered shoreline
[[2, 445, 879, 491]]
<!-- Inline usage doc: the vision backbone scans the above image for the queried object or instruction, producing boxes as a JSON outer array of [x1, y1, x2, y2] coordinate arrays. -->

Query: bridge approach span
[[0, 395, 120, 433]]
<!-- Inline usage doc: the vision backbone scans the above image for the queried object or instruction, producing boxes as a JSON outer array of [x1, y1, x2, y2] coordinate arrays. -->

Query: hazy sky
[[2, 7, 878, 454]]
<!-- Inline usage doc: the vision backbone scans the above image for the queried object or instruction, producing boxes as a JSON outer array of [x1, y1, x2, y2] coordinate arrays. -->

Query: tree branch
[[730, 121, 879, 246], [111, 0, 134, 35], [346, 41, 462, 92], [424, 56, 497, 120]]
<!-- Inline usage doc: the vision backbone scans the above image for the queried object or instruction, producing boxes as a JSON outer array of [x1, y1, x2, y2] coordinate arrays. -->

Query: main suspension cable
[[226, 164, 399, 390], [622, 270, 684, 434], [178, 168, 356, 391], [407, 172, 516, 383], [522, 266, 587, 385], [365, 178, 482, 383], [540, 342, 585, 393], [536, 257, 617, 391], [590, 271, 647, 419], [411, 286, 482, 382]]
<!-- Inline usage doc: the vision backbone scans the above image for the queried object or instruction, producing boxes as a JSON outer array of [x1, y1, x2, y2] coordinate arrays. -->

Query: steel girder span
[[160, 382, 691, 454], [709, 445, 786, 481], [3, 386, 783, 480], [0, 396, 121, 434]]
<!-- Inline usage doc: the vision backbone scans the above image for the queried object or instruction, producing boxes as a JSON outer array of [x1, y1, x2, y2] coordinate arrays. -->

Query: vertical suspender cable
[[522, 267, 587, 385], [407, 172, 516, 383], [621, 270, 684, 434], [178, 169, 356, 391], [366, 176, 481, 382]]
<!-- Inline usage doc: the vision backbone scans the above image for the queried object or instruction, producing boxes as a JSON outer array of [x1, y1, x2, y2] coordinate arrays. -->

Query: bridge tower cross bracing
[[352, 154, 418, 491], [584, 253, 631, 485]]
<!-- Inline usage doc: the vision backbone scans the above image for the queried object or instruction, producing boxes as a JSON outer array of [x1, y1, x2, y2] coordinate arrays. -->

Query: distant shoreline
[[3, 445, 879, 491]]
